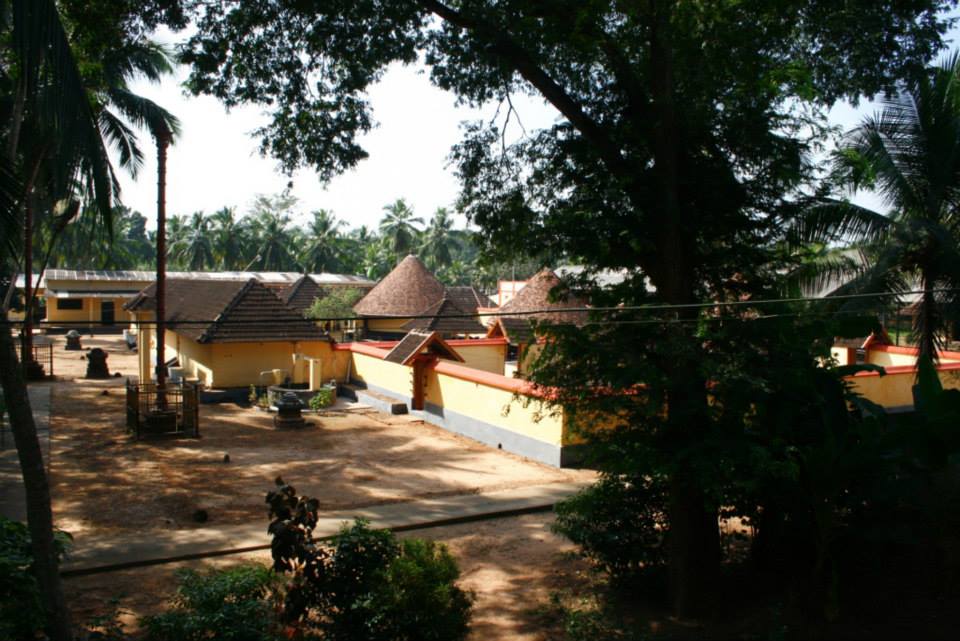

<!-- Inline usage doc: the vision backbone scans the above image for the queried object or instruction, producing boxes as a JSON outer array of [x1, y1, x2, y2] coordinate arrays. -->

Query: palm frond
[[99, 109, 145, 178], [790, 199, 892, 246], [107, 88, 182, 139]]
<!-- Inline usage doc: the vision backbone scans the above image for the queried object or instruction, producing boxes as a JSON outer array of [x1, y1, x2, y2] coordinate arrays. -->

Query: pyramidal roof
[[402, 298, 486, 334], [499, 268, 588, 319], [282, 275, 325, 312], [125, 278, 326, 343], [353, 255, 446, 317], [491, 268, 590, 344]]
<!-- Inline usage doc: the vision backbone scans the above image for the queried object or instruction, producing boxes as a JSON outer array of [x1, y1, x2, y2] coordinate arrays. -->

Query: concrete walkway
[[61, 480, 589, 576], [0, 386, 52, 521]]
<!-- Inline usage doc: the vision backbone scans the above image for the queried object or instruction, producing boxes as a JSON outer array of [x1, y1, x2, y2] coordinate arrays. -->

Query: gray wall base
[[351, 380, 573, 468], [351, 380, 412, 415], [414, 401, 568, 468]]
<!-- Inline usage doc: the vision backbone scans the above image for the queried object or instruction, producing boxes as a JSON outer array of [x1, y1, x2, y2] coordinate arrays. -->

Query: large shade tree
[[166, 0, 951, 615], [795, 53, 960, 362]]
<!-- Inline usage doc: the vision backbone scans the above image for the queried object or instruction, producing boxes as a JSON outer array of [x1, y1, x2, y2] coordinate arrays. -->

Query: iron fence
[[126, 380, 200, 439]]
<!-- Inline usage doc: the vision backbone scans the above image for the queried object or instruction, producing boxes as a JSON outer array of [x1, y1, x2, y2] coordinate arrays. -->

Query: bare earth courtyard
[[6, 335, 598, 639]]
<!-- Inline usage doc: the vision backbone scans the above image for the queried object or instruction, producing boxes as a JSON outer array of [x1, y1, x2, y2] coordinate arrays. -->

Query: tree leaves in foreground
[[266, 478, 473, 641], [166, 0, 953, 616]]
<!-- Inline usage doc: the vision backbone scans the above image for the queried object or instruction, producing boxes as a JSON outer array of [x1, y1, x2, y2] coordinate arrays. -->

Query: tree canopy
[[154, 0, 955, 615]]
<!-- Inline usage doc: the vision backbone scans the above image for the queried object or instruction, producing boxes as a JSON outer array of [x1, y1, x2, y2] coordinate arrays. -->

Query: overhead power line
[[1, 287, 952, 327]]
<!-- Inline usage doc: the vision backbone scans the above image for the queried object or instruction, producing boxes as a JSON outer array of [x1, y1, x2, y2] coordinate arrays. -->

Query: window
[[56, 298, 83, 310]]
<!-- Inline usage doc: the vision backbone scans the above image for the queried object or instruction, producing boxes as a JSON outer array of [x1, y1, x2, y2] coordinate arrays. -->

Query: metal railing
[[126, 380, 200, 440]]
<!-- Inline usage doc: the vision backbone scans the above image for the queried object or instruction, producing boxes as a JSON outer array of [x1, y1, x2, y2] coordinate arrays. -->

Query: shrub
[[140, 564, 283, 641], [308, 387, 334, 410], [0, 517, 72, 640], [267, 478, 473, 640], [553, 474, 668, 583]]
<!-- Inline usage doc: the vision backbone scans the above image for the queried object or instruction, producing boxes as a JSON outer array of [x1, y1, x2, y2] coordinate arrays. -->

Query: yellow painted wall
[[867, 350, 917, 367], [166, 330, 213, 386], [209, 342, 297, 388], [847, 368, 960, 407], [451, 343, 506, 375], [350, 351, 412, 398], [365, 317, 411, 333], [422, 368, 565, 446], [45, 295, 135, 325]]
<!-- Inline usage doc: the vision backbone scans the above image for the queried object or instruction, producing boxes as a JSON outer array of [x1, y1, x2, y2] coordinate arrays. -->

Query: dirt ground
[[64, 512, 597, 641], [30, 335, 591, 539], [14, 335, 599, 639]]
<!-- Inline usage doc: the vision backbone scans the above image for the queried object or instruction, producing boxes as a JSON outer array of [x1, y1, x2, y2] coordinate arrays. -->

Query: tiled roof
[[282, 275, 325, 313], [125, 278, 327, 343], [354, 255, 446, 317], [383, 330, 464, 365], [486, 316, 537, 345], [499, 269, 589, 319], [491, 269, 590, 344], [445, 286, 494, 314], [402, 298, 486, 335]]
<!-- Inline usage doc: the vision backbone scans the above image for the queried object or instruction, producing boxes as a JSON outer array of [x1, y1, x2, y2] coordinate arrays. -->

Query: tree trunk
[[0, 318, 73, 640], [668, 457, 720, 617], [916, 269, 939, 364], [22, 195, 34, 374], [647, 0, 720, 618]]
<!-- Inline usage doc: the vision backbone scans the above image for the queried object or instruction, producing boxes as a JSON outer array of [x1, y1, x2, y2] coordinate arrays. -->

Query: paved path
[[60, 480, 590, 576], [0, 386, 52, 521]]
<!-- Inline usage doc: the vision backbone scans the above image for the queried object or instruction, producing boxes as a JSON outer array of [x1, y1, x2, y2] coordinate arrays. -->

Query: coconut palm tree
[[172, 211, 216, 270], [795, 54, 960, 363], [0, 2, 124, 637], [379, 198, 423, 261], [300, 209, 346, 272], [95, 39, 181, 180], [420, 207, 458, 270], [248, 195, 297, 270], [209, 206, 247, 269]]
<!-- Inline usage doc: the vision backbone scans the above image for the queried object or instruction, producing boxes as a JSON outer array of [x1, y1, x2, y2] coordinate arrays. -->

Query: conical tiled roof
[[353, 255, 446, 317], [491, 269, 589, 344], [499, 268, 588, 322]]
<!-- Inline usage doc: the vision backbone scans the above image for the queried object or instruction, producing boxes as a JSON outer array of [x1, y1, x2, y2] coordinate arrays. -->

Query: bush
[[267, 478, 473, 640], [308, 387, 334, 410], [0, 517, 72, 640], [553, 474, 668, 583], [140, 564, 283, 641]]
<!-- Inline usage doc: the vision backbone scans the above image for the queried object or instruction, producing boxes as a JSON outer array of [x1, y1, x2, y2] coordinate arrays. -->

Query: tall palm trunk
[[0, 321, 72, 640], [155, 130, 170, 403], [917, 269, 940, 363]]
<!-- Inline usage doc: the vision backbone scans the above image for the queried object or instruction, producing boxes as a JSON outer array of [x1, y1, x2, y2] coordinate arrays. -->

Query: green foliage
[[793, 53, 960, 362], [308, 387, 334, 410], [553, 474, 668, 583], [140, 564, 283, 641], [305, 287, 364, 321], [0, 517, 72, 640], [266, 478, 473, 640]]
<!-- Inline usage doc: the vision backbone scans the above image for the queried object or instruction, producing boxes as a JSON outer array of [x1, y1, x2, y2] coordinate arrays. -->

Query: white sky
[[116, 23, 960, 232]]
